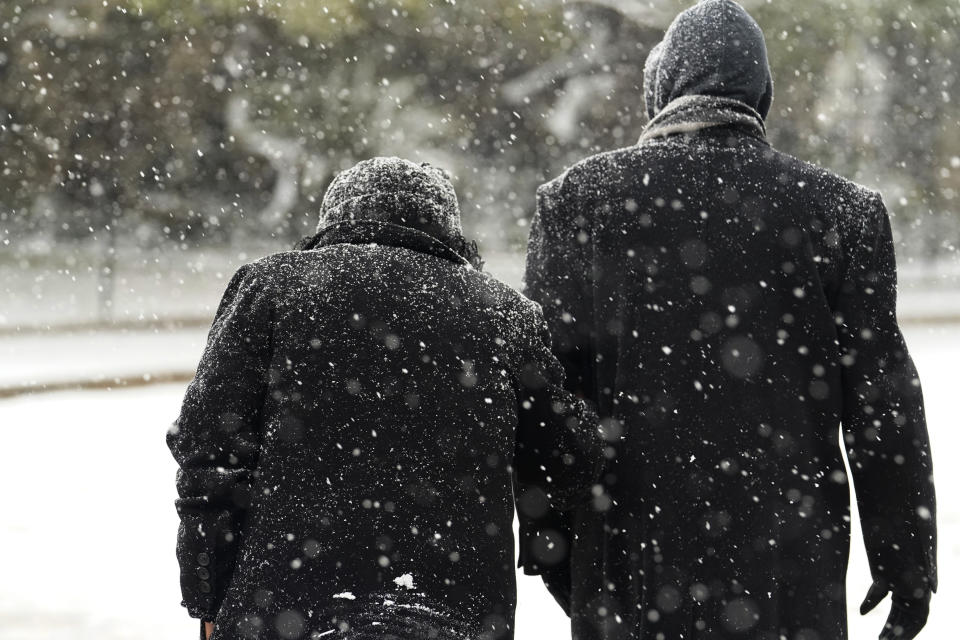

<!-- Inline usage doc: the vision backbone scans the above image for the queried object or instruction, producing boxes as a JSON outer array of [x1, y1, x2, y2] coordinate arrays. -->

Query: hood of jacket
[[643, 0, 774, 121], [317, 156, 463, 245], [303, 156, 484, 269]]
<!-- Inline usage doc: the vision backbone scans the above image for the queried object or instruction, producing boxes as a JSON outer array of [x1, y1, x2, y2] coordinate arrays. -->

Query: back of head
[[643, 0, 773, 120], [319, 156, 463, 245]]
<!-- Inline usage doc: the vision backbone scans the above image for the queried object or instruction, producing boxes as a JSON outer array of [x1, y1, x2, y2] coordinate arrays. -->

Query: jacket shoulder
[[465, 269, 545, 336], [760, 148, 890, 276], [221, 249, 324, 296], [475, 270, 542, 313], [780, 150, 889, 242], [764, 147, 882, 207], [539, 145, 642, 205]]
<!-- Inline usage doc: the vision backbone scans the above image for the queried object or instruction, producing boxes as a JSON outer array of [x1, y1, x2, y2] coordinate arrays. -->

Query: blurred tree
[[0, 0, 957, 278]]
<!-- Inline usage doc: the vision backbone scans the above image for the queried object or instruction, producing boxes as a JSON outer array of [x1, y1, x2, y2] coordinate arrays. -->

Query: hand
[[203, 621, 215, 640], [860, 579, 931, 640]]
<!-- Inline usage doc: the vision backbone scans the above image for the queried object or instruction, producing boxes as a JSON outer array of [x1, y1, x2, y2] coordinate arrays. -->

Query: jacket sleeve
[[517, 177, 601, 591], [512, 308, 605, 510], [837, 193, 937, 597], [166, 263, 273, 621], [510, 303, 606, 590], [523, 177, 596, 398]]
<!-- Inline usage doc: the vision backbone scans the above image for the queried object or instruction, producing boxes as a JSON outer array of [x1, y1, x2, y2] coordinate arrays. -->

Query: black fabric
[[296, 219, 471, 267], [523, 124, 937, 638], [861, 579, 931, 640], [168, 217, 604, 639], [643, 0, 774, 121]]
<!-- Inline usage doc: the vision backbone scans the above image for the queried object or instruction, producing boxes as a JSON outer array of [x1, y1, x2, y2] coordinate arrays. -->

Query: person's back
[[168, 158, 604, 640], [522, 2, 937, 639]]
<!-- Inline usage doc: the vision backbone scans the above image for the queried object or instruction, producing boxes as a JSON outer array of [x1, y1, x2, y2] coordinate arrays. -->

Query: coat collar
[[295, 219, 472, 268]]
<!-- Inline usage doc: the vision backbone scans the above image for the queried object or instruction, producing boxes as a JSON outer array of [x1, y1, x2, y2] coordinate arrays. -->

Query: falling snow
[[2, 1, 958, 639]]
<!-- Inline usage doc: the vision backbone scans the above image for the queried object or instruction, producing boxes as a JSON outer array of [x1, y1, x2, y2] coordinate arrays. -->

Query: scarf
[[639, 94, 767, 144], [294, 219, 484, 271]]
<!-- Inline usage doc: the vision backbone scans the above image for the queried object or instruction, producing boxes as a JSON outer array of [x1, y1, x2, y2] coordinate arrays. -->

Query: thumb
[[860, 580, 889, 616]]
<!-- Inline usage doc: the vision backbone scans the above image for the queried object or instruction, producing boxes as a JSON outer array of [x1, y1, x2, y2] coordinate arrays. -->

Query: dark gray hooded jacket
[[521, 2, 937, 639]]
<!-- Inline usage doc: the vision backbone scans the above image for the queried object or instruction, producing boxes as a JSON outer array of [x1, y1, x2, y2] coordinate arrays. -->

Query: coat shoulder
[[536, 146, 645, 237], [227, 250, 313, 289], [233, 249, 292, 270], [764, 147, 882, 207], [459, 269, 545, 347], [474, 270, 543, 318], [258, 245, 543, 327], [768, 148, 888, 245], [539, 145, 644, 204]]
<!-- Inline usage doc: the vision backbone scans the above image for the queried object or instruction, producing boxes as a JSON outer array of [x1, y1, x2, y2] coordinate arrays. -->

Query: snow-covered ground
[[0, 328, 206, 393], [0, 323, 956, 640]]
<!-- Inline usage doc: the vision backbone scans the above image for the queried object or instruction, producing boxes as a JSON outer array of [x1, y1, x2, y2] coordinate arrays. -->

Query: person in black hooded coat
[[520, 1, 937, 639], [166, 157, 605, 640]]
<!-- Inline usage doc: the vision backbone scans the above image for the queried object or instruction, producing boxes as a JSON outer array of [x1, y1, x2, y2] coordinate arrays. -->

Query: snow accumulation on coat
[[521, 1, 937, 639], [166, 157, 605, 640]]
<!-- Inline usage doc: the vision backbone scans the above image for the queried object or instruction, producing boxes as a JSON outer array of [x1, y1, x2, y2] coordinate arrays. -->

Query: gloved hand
[[860, 579, 932, 640]]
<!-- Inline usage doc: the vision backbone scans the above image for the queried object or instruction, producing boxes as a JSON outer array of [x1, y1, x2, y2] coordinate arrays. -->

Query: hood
[[643, 0, 773, 121], [318, 156, 463, 246], [304, 156, 483, 269]]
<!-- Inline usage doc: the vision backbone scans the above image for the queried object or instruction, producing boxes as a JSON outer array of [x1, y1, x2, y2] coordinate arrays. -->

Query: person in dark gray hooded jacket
[[520, 1, 937, 639], [167, 156, 605, 640]]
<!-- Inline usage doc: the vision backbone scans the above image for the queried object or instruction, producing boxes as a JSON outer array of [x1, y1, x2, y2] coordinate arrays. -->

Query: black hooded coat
[[167, 158, 604, 640], [520, 2, 937, 639]]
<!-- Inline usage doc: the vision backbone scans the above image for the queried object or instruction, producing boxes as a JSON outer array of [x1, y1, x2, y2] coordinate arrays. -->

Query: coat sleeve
[[510, 305, 604, 589], [837, 193, 937, 597], [511, 307, 605, 512], [516, 177, 601, 595], [166, 263, 273, 621], [523, 177, 596, 398]]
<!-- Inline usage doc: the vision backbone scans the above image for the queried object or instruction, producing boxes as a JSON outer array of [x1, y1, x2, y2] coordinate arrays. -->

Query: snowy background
[[2, 0, 959, 638]]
